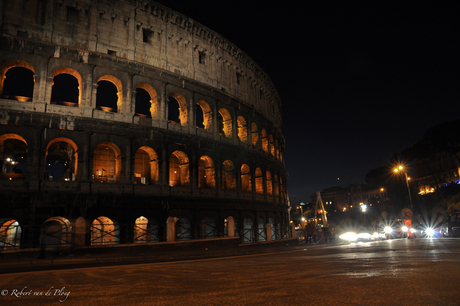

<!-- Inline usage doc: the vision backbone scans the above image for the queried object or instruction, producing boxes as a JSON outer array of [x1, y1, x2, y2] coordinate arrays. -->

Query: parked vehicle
[[383, 220, 408, 239], [441, 211, 460, 237]]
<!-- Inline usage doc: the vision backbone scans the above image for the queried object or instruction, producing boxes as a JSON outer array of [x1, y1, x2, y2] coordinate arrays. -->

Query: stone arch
[[0, 133, 28, 178], [135, 83, 158, 118], [237, 115, 248, 143], [50, 67, 82, 107], [270, 134, 275, 156], [0, 60, 35, 101], [45, 137, 78, 181], [169, 150, 190, 186], [175, 217, 191, 240], [241, 164, 252, 192], [134, 216, 149, 243], [218, 108, 232, 138], [261, 129, 268, 153], [91, 216, 119, 245], [134, 146, 159, 185], [255, 167, 263, 194], [276, 139, 280, 159], [41, 216, 72, 247], [222, 160, 236, 190], [0, 219, 21, 249], [93, 142, 122, 183], [96, 75, 123, 112], [168, 92, 187, 126], [196, 100, 212, 129], [251, 122, 259, 146], [266, 170, 273, 195], [198, 155, 215, 188], [225, 216, 236, 237]]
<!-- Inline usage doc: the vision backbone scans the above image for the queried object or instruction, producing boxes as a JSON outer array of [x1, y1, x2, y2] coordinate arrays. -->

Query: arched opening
[[218, 108, 232, 138], [266, 171, 273, 195], [276, 140, 280, 159], [237, 116, 248, 143], [93, 142, 121, 183], [40, 217, 72, 247], [91, 216, 119, 245], [175, 217, 191, 241], [241, 164, 252, 192], [134, 146, 158, 185], [50, 72, 80, 107], [0, 219, 21, 249], [243, 217, 253, 243], [0, 134, 28, 179], [198, 155, 215, 188], [96, 75, 122, 112], [258, 216, 266, 242], [200, 216, 217, 239], [148, 218, 162, 242], [251, 122, 259, 146], [1, 64, 35, 101], [270, 135, 275, 156], [134, 216, 149, 243], [45, 138, 78, 181], [222, 160, 236, 190], [196, 100, 212, 129], [261, 129, 268, 153], [169, 150, 189, 187], [168, 92, 187, 126], [255, 168, 263, 194]]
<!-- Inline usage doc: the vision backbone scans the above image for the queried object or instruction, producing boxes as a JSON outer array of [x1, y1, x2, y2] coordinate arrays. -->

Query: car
[[382, 220, 409, 239], [441, 211, 460, 237], [410, 223, 441, 238]]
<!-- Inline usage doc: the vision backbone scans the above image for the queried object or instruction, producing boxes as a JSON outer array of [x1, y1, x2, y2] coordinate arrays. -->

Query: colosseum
[[0, 0, 290, 251]]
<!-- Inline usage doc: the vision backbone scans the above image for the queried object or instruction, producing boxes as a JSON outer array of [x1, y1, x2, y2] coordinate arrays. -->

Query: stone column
[[266, 223, 272, 242], [166, 216, 176, 242]]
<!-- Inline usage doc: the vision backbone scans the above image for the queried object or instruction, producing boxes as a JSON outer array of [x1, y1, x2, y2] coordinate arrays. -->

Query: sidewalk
[[0, 238, 329, 274]]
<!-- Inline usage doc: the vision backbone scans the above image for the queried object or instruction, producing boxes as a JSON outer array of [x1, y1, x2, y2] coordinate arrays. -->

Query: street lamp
[[394, 166, 413, 209]]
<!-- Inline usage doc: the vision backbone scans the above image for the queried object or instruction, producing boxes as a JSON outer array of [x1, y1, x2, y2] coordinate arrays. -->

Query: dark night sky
[[157, 1, 459, 204]]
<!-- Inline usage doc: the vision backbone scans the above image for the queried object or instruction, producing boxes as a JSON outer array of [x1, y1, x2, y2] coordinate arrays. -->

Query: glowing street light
[[394, 165, 413, 209]]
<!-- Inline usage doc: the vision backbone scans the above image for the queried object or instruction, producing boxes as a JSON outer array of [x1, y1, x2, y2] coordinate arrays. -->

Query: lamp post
[[394, 166, 413, 209]]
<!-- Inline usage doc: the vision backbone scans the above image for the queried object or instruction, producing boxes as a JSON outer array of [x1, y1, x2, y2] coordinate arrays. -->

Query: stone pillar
[[166, 216, 176, 242], [74, 217, 86, 248], [266, 223, 272, 242], [227, 216, 235, 237]]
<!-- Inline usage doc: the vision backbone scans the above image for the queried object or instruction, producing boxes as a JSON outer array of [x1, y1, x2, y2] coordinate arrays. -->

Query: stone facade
[[0, 0, 290, 249]]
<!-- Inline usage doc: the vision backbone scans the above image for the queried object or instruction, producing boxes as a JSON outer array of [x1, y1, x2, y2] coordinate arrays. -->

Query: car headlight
[[425, 228, 435, 236], [384, 226, 392, 233], [410, 228, 416, 233], [402, 226, 408, 232]]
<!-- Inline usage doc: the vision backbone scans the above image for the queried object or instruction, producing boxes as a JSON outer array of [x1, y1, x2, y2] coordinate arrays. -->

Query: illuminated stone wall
[[0, 0, 290, 248]]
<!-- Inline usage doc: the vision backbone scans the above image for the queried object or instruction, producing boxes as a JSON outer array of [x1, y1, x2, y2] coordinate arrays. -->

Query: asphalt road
[[1, 238, 459, 305]]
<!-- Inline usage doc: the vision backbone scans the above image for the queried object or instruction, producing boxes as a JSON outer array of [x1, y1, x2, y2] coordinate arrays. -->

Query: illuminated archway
[[135, 83, 158, 118], [134, 146, 159, 185], [218, 108, 232, 138], [0, 60, 35, 101], [255, 168, 263, 194], [237, 116, 248, 143], [168, 92, 187, 126], [261, 129, 268, 153], [196, 100, 212, 129], [169, 150, 190, 186], [198, 155, 215, 188], [222, 160, 236, 190], [241, 164, 252, 192], [251, 122, 259, 146], [134, 216, 149, 243], [45, 137, 78, 181], [0, 133, 28, 178], [91, 216, 119, 245], [96, 75, 123, 112], [270, 135, 275, 156], [266, 171, 273, 195], [274, 174, 279, 196], [93, 142, 121, 183], [51, 67, 82, 107], [0, 219, 21, 249]]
